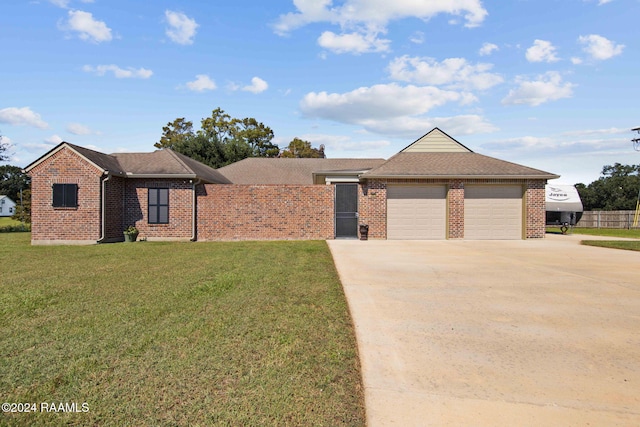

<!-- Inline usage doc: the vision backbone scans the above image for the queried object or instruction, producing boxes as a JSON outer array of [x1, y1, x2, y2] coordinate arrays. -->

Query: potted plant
[[123, 225, 139, 242]]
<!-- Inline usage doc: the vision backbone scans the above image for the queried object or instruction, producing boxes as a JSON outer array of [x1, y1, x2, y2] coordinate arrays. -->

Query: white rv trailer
[[545, 184, 583, 231]]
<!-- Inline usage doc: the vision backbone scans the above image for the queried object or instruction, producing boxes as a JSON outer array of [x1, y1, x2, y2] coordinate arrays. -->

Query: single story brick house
[[24, 128, 558, 244]]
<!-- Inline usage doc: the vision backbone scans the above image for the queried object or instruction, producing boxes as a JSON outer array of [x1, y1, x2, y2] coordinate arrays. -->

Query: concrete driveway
[[328, 234, 640, 426]]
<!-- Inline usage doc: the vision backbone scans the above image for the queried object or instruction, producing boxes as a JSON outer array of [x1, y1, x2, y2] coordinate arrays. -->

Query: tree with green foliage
[[0, 165, 31, 223], [12, 188, 31, 223], [155, 108, 279, 168], [280, 138, 325, 158], [0, 165, 30, 203], [155, 118, 194, 150], [576, 163, 640, 210]]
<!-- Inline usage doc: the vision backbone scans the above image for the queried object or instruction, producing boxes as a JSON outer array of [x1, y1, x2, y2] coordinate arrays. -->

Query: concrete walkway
[[328, 234, 640, 426]]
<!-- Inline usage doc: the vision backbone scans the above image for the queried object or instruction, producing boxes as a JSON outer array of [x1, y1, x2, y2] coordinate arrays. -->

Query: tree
[[0, 165, 30, 202], [0, 165, 31, 223], [155, 108, 279, 168], [154, 118, 194, 150], [576, 163, 640, 210], [12, 188, 31, 223], [0, 132, 9, 162], [235, 118, 279, 157], [280, 138, 325, 158]]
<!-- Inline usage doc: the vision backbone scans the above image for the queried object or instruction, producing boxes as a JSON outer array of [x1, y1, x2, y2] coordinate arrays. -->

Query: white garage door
[[465, 185, 523, 240], [387, 185, 447, 240]]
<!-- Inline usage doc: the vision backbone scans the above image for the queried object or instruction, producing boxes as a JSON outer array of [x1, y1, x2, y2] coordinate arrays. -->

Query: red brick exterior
[[124, 179, 194, 241], [103, 176, 125, 242], [27, 146, 549, 243], [358, 180, 387, 239], [525, 180, 546, 238], [28, 147, 103, 243], [357, 178, 549, 240], [447, 180, 465, 239], [196, 184, 334, 241]]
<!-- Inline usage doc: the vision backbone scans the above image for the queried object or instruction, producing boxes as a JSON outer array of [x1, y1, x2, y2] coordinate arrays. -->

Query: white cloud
[[49, 0, 70, 7], [578, 34, 624, 60], [274, 0, 488, 35], [82, 64, 153, 79], [60, 10, 112, 43], [165, 10, 198, 45], [300, 133, 391, 152], [66, 123, 93, 135], [410, 31, 425, 45], [502, 72, 575, 107], [301, 83, 476, 124], [318, 30, 390, 54], [479, 42, 498, 56], [526, 39, 559, 63], [44, 135, 64, 144], [571, 57, 583, 65], [387, 56, 503, 90], [0, 107, 48, 129], [185, 74, 216, 92], [242, 77, 269, 94], [360, 115, 497, 138]]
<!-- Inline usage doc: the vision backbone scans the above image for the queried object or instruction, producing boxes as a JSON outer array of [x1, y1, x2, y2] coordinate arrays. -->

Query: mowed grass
[[547, 227, 640, 251], [0, 234, 365, 426], [581, 240, 640, 252]]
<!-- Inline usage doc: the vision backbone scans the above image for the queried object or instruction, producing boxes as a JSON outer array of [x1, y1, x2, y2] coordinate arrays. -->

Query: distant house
[[24, 128, 559, 244], [0, 195, 16, 217]]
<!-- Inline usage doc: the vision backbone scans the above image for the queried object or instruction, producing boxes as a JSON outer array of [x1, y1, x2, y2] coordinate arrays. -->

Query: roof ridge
[[163, 149, 194, 174]]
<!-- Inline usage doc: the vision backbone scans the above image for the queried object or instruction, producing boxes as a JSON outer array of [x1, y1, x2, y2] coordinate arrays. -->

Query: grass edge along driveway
[[0, 234, 365, 426]]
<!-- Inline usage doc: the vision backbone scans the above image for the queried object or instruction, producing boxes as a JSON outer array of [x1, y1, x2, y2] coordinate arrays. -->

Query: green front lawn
[[547, 227, 640, 239], [0, 234, 365, 426], [581, 240, 640, 252]]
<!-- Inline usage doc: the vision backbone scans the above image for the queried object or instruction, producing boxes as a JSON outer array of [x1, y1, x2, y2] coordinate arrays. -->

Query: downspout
[[97, 171, 110, 243], [190, 179, 201, 241]]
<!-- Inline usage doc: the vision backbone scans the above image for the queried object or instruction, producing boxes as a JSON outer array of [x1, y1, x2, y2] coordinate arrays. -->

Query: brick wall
[[124, 179, 194, 240], [358, 180, 386, 239], [526, 180, 546, 238], [448, 180, 465, 239], [359, 178, 548, 240], [104, 176, 125, 241], [28, 147, 103, 243], [196, 184, 334, 241]]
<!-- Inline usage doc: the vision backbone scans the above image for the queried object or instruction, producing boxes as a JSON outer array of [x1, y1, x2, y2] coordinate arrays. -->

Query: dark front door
[[335, 183, 358, 238]]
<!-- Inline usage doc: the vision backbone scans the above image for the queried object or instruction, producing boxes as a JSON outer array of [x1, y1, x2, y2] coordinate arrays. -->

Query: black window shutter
[[53, 184, 64, 207]]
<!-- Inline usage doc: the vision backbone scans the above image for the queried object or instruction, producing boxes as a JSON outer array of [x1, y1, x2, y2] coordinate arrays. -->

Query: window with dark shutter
[[52, 184, 78, 208], [148, 188, 169, 224]]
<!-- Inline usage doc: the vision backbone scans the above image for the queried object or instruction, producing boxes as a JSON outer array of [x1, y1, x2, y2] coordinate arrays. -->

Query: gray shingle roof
[[216, 158, 386, 184], [362, 152, 559, 179], [24, 142, 230, 184], [112, 150, 230, 183]]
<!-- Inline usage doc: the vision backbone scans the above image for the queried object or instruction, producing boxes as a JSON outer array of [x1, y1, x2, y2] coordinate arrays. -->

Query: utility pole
[[633, 127, 640, 151]]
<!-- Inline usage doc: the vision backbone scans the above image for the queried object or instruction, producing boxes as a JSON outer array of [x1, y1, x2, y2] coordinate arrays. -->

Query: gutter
[[190, 179, 201, 242], [361, 174, 561, 180], [125, 173, 197, 179], [97, 171, 111, 243]]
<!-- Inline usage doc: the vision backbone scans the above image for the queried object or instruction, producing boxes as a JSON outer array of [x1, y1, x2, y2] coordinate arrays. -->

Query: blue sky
[[1, 0, 638, 185]]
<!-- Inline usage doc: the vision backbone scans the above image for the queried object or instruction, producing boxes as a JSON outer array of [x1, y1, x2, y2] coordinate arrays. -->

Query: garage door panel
[[387, 185, 446, 240], [465, 185, 522, 240]]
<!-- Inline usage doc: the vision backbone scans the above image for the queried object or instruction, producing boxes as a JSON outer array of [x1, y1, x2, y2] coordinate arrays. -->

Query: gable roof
[[24, 142, 230, 184], [112, 150, 230, 183], [362, 127, 559, 180], [217, 158, 386, 184], [362, 152, 559, 179], [400, 128, 472, 153]]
